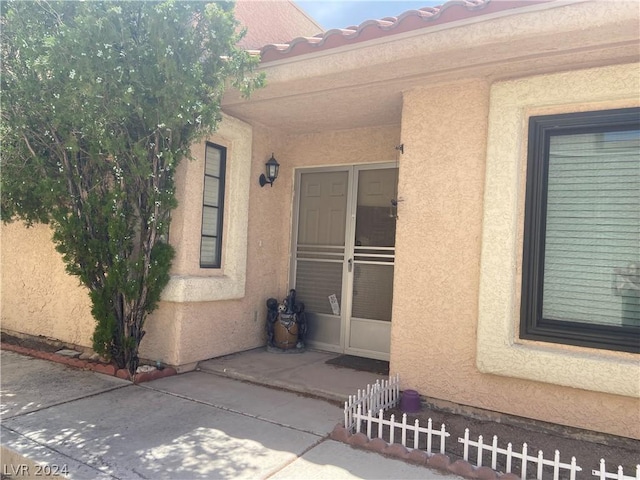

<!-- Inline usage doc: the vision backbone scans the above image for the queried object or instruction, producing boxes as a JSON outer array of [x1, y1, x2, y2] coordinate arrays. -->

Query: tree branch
[[21, 134, 37, 158]]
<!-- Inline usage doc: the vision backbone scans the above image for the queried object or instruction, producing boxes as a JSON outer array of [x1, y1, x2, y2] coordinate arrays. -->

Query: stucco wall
[[392, 78, 491, 409], [1, 223, 94, 347], [392, 75, 639, 439]]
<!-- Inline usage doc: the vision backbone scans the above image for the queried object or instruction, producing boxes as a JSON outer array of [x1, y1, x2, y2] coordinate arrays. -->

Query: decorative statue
[[266, 289, 307, 351], [266, 297, 279, 347]]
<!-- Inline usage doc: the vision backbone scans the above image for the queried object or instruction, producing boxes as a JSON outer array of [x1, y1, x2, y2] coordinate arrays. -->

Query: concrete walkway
[[1, 350, 462, 479]]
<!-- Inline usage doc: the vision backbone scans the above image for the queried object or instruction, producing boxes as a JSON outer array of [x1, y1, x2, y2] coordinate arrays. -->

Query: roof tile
[[259, 0, 551, 63]]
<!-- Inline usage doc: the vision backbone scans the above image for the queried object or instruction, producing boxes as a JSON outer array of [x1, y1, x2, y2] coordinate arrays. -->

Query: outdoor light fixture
[[259, 154, 280, 187]]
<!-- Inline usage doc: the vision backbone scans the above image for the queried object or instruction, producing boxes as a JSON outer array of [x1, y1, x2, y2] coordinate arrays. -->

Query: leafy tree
[[1, 0, 263, 374]]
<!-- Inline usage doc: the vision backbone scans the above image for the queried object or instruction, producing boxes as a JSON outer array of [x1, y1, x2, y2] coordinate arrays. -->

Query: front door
[[292, 164, 398, 360]]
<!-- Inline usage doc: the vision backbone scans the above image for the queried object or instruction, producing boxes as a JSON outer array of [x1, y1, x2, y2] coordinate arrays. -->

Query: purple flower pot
[[400, 389, 421, 413]]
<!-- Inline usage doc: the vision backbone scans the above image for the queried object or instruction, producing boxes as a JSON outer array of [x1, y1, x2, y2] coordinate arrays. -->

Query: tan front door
[[292, 164, 398, 360]]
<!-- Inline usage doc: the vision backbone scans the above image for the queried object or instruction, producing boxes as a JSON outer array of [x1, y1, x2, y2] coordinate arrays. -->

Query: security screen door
[[292, 164, 397, 360]]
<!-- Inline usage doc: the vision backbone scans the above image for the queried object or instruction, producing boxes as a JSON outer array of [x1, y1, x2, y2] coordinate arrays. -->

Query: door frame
[[290, 162, 397, 360]]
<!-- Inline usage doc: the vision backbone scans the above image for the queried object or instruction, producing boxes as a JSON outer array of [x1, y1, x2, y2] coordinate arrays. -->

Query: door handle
[[348, 258, 353, 272]]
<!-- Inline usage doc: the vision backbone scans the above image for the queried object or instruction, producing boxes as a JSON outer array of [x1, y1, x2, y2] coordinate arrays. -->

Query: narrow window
[[200, 143, 226, 268], [521, 108, 640, 352]]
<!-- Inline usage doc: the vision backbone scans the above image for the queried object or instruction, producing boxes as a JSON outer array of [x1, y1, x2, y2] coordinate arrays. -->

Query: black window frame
[[199, 142, 226, 269], [520, 107, 640, 353]]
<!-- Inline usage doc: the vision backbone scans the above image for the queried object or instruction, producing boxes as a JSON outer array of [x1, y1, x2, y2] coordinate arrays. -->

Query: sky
[[295, 1, 441, 31]]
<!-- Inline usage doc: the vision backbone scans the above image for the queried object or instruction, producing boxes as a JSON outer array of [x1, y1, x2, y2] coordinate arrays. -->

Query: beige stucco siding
[[392, 71, 640, 439], [1, 223, 94, 347], [392, 78, 491, 406]]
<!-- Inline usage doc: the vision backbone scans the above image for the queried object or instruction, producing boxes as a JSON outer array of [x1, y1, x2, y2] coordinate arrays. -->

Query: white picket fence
[[344, 373, 400, 431], [343, 376, 639, 480], [459, 428, 582, 480], [592, 460, 640, 480], [353, 404, 450, 454]]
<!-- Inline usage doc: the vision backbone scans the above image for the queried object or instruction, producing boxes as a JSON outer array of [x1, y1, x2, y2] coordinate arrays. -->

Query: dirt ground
[[385, 403, 640, 480], [1, 332, 64, 353]]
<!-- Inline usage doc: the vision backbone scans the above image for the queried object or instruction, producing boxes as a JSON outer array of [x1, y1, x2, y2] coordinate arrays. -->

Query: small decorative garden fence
[[459, 428, 582, 480], [353, 404, 450, 454], [344, 374, 400, 431], [592, 460, 640, 480]]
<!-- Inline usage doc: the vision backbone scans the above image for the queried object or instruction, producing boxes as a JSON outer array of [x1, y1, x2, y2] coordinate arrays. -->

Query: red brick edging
[[0, 342, 176, 384], [329, 424, 518, 480]]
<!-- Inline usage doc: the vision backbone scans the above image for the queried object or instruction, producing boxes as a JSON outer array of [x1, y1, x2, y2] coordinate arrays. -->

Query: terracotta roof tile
[[259, 0, 551, 63]]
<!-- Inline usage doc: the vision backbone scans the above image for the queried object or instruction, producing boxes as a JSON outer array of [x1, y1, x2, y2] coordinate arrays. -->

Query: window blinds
[[542, 130, 640, 327]]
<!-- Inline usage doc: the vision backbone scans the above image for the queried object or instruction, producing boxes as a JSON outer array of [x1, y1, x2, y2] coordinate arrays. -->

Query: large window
[[200, 142, 226, 268], [521, 108, 639, 353]]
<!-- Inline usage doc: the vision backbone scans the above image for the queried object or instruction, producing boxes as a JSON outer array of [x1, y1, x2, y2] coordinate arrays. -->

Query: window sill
[[161, 274, 245, 302], [476, 333, 639, 398]]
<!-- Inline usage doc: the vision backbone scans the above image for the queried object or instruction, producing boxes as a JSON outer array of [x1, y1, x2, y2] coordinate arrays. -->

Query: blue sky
[[295, 1, 441, 31]]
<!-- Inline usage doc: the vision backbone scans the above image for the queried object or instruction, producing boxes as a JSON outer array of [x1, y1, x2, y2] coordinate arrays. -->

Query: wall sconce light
[[259, 154, 280, 187]]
